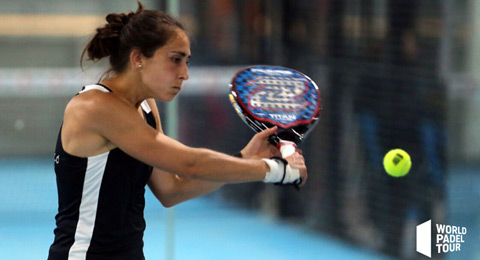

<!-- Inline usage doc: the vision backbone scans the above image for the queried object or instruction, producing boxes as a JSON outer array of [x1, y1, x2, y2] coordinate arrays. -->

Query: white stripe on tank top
[[68, 152, 109, 260]]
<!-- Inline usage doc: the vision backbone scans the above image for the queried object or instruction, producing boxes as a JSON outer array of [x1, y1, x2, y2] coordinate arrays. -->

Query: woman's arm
[[146, 100, 291, 207], [76, 92, 274, 183], [148, 168, 224, 207]]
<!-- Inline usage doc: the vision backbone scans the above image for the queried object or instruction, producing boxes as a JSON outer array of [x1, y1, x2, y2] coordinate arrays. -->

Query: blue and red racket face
[[229, 65, 321, 144]]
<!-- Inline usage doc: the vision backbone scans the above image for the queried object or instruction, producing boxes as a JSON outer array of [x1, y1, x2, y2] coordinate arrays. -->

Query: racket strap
[[262, 157, 300, 185]]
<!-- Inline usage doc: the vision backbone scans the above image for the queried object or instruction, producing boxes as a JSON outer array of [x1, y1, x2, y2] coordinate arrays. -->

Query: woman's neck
[[100, 73, 146, 108]]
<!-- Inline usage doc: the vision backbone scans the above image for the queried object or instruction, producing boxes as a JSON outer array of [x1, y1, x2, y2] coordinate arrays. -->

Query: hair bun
[[121, 12, 136, 25], [107, 12, 135, 25], [82, 6, 141, 63], [105, 12, 134, 34]]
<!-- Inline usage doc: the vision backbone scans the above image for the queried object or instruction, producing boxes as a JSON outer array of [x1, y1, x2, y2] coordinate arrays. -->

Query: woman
[[48, 2, 307, 260]]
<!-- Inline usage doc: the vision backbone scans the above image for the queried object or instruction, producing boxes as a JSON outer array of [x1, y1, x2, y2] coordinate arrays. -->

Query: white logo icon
[[416, 220, 431, 258], [416, 219, 467, 258]]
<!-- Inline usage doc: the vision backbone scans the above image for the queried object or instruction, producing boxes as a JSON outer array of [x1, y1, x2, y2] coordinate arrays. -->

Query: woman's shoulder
[[65, 87, 134, 126]]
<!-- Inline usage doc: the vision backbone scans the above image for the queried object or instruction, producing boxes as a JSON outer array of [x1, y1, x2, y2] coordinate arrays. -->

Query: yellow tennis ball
[[383, 149, 411, 177]]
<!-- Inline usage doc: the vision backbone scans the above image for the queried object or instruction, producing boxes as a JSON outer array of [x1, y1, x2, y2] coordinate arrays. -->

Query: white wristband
[[284, 165, 300, 183], [262, 158, 283, 183], [278, 141, 296, 158], [262, 158, 300, 184]]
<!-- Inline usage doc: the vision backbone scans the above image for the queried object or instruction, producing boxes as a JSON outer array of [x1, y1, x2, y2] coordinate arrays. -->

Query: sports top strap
[[78, 84, 152, 113]]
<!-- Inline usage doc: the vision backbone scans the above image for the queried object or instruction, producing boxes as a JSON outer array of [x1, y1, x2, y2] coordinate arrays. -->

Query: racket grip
[[278, 141, 296, 158]]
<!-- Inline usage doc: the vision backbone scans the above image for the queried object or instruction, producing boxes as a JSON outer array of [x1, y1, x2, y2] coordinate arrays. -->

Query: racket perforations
[[230, 65, 321, 143], [248, 76, 305, 112]]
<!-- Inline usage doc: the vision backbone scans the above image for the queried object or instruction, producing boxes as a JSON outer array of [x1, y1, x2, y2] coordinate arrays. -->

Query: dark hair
[[81, 1, 184, 75]]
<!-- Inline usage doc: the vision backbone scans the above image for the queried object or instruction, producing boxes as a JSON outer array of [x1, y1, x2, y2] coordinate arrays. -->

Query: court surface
[[0, 157, 393, 260]]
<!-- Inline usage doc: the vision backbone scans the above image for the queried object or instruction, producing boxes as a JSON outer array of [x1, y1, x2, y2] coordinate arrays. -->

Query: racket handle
[[278, 140, 296, 158]]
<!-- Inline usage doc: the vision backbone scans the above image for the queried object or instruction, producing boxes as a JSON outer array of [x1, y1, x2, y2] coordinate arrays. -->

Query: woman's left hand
[[240, 127, 281, 159]]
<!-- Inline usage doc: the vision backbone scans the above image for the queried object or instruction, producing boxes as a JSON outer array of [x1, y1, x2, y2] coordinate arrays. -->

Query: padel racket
[[229, 65, 321, 158]]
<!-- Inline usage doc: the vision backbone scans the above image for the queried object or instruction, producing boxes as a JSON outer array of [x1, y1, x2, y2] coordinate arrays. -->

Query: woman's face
[[140, 29, 191, 102]]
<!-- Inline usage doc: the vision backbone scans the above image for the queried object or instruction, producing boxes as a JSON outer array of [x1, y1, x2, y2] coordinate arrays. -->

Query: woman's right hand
[[285, 151, 308, 187]]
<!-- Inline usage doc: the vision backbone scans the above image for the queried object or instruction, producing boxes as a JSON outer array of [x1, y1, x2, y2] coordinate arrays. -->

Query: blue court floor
[[0, 157, 393, 260]]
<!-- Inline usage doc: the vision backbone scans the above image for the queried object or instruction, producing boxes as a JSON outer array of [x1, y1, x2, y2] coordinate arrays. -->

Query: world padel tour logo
[[416, 220, 467, 258]]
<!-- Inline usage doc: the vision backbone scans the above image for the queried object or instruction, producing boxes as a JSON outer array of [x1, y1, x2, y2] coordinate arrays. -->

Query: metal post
[[165, 2, 179, 260]]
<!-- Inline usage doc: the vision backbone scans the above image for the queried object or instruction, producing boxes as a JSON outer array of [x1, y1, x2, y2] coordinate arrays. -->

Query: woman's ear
[[130, 48, 144, 70]]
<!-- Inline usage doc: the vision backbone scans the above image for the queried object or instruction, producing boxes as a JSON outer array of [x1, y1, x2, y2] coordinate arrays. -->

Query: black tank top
[[48, 85, 156, 260]]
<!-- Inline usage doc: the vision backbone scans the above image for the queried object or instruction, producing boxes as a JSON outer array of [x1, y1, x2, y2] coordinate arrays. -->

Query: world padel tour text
[[436, 224, 467, 253]]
